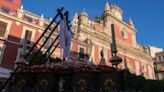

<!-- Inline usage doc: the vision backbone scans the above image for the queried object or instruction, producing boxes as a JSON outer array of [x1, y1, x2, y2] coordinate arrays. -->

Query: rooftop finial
[[83, 8, 86, 12], [104, 0, 110, 11], [49, 17, 52, 21], [41, 14, 44, 18], [75, 10, 78, 17], [20, 4, 23, 10], [127, 17, 135, 28]]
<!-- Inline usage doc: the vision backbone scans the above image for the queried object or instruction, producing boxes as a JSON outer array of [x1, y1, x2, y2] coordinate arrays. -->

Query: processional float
[[0, 7, 123, 92]]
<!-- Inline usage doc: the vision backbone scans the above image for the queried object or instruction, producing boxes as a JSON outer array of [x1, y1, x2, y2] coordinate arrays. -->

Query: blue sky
[[22, 0, 164, 49]]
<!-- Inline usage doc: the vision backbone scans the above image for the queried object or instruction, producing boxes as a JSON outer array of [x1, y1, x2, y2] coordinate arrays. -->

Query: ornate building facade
[[0, 0, 155, 79], [71, 1, 155, 79]]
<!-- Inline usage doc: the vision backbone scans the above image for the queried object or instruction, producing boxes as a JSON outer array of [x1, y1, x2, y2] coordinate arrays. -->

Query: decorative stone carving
[[121, 30, 128, 39], [78, 33, 87, 41], [103, 79, 115, 91], [57, 78, 65, 92], [16, 21, 20, 25], [38, 79, 48, 92], [86, 38, 92, 44], [76, 79, 87, 92]]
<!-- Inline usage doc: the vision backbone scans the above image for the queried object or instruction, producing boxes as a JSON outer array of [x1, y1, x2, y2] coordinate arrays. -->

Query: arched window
[[0, 21, 7, 38], [120, 29, 128, 39], [121, 31, 125, 38]]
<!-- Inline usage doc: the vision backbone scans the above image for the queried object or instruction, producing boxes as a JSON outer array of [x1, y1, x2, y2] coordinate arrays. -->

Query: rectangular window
[[162, 55, 164, 60], [0, 21, 7, 38], [79, 48, 85, 59], [25, 30, 32, 45], [24, 16, 33, 23], [1, 7, 10, 14], [159, 56, 161, 61], [0, 46, 4, 64]]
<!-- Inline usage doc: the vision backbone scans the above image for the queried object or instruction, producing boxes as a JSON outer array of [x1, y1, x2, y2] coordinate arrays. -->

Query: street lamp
[[110, 24, 122, 68]]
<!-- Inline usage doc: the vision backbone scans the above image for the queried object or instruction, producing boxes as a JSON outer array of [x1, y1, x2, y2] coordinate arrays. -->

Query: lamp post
[[110, 24, 122, 68]]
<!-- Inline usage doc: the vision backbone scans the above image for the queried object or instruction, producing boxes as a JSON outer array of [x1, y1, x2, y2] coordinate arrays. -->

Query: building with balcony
[[154, 52, 164, 80], [143, 46, 163, 58]]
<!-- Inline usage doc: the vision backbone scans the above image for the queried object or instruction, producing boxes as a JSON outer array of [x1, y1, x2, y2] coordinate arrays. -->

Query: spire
[[20, 4, 23, 10], [49, 17, 52, 21], [72, 11, 78, 22], [73, 9, 78, 19], [74, 11, 78, 18], [41, 14, 44, 18], [72, 11, 78, 21], [104, 0, 110, 11], [127, 18, 135, 28]]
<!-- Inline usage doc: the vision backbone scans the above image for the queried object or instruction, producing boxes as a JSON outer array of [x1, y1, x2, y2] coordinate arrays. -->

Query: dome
[[80, 11, 88, 17]]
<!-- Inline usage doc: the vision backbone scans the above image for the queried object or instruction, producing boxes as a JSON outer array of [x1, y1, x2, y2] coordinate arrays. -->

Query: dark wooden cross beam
[[28, 10, 71, 65], [24, 8, 64, 60]]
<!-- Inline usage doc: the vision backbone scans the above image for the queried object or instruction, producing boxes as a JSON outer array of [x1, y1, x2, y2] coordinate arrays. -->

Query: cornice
[[0, 12, 45, 30], [72, 39, 91, 47]]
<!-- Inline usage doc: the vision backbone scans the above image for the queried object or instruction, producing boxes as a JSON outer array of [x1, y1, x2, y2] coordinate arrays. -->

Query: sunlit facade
[[71, 1, 155, 79], [0, 0, 61, 79], [0, 0, 155, 79]]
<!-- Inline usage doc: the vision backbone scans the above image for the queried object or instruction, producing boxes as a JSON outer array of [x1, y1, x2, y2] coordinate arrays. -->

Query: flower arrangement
[[18, 61, 120, 73]]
